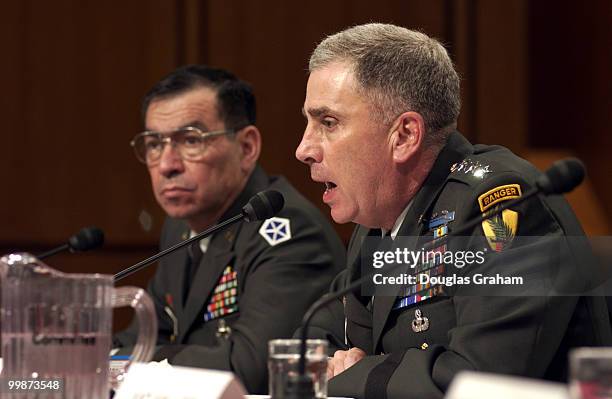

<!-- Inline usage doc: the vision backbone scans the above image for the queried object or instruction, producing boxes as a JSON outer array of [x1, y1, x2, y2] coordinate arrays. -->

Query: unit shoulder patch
[[482, 209, 518, 252], [477, 184, 522, 212], [259, 217, 292, 246]]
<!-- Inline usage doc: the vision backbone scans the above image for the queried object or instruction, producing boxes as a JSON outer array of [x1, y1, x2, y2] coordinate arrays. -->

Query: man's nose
[[157, 143, 185, 177], [295, 128, 321, 166]]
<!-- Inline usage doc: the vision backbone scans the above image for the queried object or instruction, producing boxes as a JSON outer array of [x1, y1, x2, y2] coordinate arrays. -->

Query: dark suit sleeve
[[167, 204, 345, 393], [329, 173, 589, 399]]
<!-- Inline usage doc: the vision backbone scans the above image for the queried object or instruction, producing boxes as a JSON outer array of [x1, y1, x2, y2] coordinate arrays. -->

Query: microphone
[[447, 157, 586, 240], [536, 157, 585, 195], [113, 190, 285, 282], [242, 190, 285, 222], [288, 157, 586, 398], [37, 226, 105, 260]]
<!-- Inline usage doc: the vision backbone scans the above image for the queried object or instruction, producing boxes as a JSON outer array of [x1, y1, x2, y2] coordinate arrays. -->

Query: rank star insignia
[[259, 217, 292, 246], [482, 209, 518, 252], [450, 159, 492, 179]]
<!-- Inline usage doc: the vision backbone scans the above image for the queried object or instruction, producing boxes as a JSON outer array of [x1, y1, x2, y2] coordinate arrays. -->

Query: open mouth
[[324, 181, 337, 192], [321, 181, 338, 204]]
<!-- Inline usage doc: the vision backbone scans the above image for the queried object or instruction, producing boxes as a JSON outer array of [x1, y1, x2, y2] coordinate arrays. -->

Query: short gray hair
[[309, 23, 460, 144]]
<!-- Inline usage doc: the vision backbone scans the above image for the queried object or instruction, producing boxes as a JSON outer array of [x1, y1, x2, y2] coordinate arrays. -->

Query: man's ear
[[391, 111, 425, 163], [236, 125, 261, 171]]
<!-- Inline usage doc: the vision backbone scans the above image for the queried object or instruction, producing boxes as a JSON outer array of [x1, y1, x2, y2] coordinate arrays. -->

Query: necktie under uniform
[[183, 241, 203, 306]]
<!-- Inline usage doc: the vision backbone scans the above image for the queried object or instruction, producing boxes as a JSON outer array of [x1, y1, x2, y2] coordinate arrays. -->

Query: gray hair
[[309, 23, 460, 145]]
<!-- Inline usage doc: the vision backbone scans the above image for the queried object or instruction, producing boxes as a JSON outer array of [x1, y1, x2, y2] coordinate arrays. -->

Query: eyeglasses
[[130, 126, 236, 165]]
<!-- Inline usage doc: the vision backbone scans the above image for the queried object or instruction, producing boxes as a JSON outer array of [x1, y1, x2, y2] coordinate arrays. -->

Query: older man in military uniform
[[296, 24, 610, 399], [115, 65, 345, 394]]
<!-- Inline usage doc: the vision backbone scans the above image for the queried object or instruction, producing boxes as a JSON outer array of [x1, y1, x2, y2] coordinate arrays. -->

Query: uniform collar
[[395, 131, 473, 236], [188, 231, 211, 253], [381, 200, 413, 240]]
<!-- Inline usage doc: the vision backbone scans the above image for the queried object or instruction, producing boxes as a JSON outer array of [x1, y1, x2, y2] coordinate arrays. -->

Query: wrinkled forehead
[[307, 60, 357, 92], [304, 61, 372, 118]]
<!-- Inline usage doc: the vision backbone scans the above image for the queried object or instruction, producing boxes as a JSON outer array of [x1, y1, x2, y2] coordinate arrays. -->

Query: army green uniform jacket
[[327, 132, 611, 399], [116, 166, 345, 394]]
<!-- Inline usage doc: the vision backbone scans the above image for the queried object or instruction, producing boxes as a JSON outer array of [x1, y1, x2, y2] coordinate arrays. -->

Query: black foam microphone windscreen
[[67, 227, 105, 252], [242, 190, 285, 222], [536, 158, 586, 195]]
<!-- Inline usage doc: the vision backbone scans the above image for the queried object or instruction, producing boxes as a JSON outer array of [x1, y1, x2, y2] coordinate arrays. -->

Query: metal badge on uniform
[[482, 209, 518, 252], [450, 159, 492, 179], [411, 309, 430, 333], [224, 230, 235, 243], [215, 319, 232, 339], [259, 217, 291, 246], [427, 211, 455, 229], [203, 266, 239, 322], [427, 211, 453, 242]]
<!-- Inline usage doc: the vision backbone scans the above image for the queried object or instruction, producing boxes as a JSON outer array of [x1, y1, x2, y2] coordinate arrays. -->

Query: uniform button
[[420, 343, 429, 350]]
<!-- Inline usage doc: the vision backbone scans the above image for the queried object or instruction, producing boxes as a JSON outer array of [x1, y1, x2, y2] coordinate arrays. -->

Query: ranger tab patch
[[259, 217, 292, 246], [478, 184, 522, 212]]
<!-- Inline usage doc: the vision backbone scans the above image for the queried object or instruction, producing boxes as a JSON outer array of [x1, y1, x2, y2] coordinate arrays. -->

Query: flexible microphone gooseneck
[[36, 226, 105, 260], [113, 190, 285, 282], [288, 158, 586, 399]]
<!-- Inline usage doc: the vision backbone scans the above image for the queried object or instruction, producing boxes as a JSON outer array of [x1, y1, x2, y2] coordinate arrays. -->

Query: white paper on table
[[445, 371, 569, 399], [115, 362, 246, 399]]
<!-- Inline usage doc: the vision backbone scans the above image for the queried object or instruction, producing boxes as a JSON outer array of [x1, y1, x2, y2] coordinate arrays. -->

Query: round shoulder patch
[[258, 217, 292, 246]]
